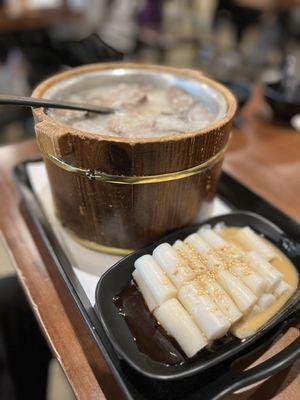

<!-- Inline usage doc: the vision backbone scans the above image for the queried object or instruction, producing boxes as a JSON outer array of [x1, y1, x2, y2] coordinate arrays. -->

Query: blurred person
[[51, 0, 138, 53], [100, 0, 138, 54], [1, 0, 137, 88], [213, 0, 300, 78], [214, 0, 262, 43]]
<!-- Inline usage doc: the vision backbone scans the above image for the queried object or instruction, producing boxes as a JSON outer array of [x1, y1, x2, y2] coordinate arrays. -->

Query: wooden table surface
[[0, 90, 299, 399], [224, 87, 300, 223]]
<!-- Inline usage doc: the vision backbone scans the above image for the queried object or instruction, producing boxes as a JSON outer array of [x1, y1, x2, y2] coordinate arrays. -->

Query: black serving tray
[[13, 158, 300, 400]]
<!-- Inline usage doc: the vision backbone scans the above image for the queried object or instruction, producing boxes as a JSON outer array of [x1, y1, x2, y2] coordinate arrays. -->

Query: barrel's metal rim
[[45, 137, 230, 185]]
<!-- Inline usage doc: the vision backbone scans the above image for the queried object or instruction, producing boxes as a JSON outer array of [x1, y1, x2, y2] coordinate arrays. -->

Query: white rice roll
[[235, 304, 261, 325], [245, 251, 283, 291], [184, 233, 220, 267], [231, 295, 278, 340], [216, 269, 257, 315], [200, 227, 242, 257], [231, 325, 254, 339], [198, 227, 227, 248], [153, 243, 195, 288], [178, 282, 230, 340], [197, 230, 258, 314], [201, 224, 211, 231], [213, 222, 227, 235], [247, 304, 261, 318], [173, 240, 205, 271], [198, 229, 266, 297], [232, 294, 277, 339], [132, 270, 158, 312], [134, 255, 177, 306], [174, 238, 242, 324], [273, 280, 292, 298], [230, 305, 261, 339], [182, 234, 256, 317], [229, 264, 265, 297], [198, 228, 243, 261], [200, 278, 242, 324], [232, 293, 279, 339], [185, 233, 211, 253], [235, 227, 277, 261], [154, 298, 208, 357], [257, 293, 276, 310]]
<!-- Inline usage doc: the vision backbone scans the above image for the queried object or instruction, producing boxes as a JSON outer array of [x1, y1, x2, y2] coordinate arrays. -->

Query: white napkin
[[27, 161, 231, 305]]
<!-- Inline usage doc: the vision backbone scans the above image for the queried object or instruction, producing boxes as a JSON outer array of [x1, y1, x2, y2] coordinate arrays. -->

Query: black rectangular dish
[[13, 158, 300, 400], [95, 212, 300, 381]]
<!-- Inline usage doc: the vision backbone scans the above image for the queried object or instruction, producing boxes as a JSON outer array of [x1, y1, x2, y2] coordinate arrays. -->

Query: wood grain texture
[[44, 157, 224, 249], [32, 63, 236, 249]]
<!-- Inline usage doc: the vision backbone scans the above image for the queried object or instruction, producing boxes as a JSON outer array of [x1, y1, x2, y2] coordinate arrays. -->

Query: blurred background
[[0, 0, 299, 145], [0, 1, 299, 399]]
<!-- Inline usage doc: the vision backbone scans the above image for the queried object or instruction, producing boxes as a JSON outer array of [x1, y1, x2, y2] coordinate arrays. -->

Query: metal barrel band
[[45, 139, 229, 185]]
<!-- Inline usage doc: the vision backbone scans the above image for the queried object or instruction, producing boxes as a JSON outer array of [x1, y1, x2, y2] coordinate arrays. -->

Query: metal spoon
[[0, 94, 115, 114]]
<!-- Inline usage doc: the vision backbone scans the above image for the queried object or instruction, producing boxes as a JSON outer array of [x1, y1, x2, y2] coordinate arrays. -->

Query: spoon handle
[[0, 94, 114, 114]]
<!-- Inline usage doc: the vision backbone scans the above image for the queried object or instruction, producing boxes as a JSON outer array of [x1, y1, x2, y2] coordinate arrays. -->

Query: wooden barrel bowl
[[32, 63, 236, 254]]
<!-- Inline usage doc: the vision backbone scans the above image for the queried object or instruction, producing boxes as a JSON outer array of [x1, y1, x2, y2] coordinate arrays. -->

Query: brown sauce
[[114, 283, 185, 365], [115, 282, 235, 365]]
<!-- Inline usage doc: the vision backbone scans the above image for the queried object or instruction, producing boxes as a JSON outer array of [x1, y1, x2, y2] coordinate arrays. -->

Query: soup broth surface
[[48, 83, 217, 138]]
